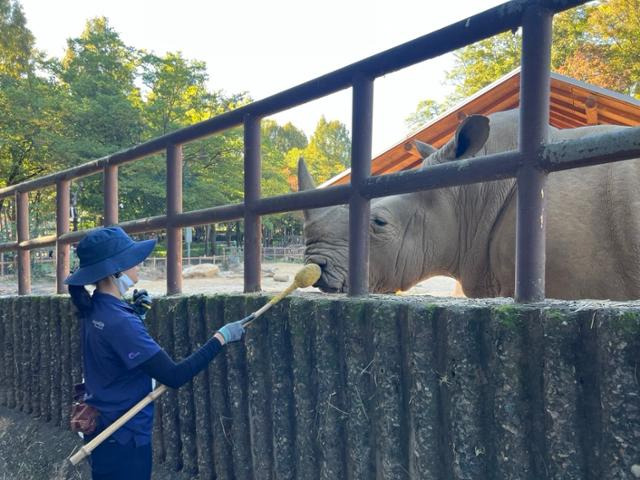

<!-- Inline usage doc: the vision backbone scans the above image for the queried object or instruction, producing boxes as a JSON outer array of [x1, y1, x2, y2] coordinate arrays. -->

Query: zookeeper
[[65, 226, 245, 480]]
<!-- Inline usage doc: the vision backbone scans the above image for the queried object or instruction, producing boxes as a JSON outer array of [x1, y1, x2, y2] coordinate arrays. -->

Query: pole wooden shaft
[[69, 385, 168, 465]]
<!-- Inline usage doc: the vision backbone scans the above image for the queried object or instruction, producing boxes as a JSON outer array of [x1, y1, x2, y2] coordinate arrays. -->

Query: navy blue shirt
[[83, 291, 161, 446]]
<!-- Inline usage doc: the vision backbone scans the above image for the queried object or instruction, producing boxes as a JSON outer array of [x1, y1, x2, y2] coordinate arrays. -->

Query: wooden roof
[[324, 68, 640, 187]]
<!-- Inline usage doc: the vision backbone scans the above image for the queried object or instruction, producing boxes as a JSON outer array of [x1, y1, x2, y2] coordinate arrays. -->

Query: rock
[[273, 274, 290, 283], [632, 465, 640, 478], [262, 266, 276, 278], [182, 264, 220, 279]]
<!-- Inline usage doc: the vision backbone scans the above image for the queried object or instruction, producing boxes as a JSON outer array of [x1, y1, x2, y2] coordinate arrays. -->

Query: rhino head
[[299, 114, 491, 293]]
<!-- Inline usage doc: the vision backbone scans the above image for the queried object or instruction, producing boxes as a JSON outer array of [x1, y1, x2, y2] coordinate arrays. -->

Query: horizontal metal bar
[[362, 151, 523, 198], [54, 205, 246, 246], [253, 185, 352, 216], [0, 158, 109, 198], [55, 216, 168, 246], [175, 204, 245, 227], [55, 219, 167, 246], [119, 215, 168, 235], [0, 0, 588, 200], [19, 235, 57, 249], [542, 127, 640, 171], [361, 127, 640, 199], [0, 141, 172, 198], [8, 128, 639, 252], [7, 126, 636, 255], [0, 241, 18, 253]]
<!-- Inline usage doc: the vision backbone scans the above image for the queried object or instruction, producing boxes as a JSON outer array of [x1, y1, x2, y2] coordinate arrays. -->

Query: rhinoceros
[[299, 108, 640, 299]]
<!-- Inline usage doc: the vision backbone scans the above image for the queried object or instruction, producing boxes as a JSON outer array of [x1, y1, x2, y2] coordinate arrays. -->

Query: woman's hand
[[216, 320, 245, 344], [132, 289, 152, 319]]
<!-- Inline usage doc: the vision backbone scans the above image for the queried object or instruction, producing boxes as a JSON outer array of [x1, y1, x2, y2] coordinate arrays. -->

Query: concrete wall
[[1, 294, 639, 479]]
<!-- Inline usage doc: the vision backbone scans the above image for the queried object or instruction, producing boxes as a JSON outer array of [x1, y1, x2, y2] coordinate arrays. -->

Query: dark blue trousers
[[85, 434, 152, 480]]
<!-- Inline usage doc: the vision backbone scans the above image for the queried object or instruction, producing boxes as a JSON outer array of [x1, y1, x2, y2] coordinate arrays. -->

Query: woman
[[66, 226, 244, 480]]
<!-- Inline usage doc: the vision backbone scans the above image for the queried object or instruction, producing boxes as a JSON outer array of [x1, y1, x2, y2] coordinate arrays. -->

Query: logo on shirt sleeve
[[128, 352, 141, 360], [92, 320, 105, 330]]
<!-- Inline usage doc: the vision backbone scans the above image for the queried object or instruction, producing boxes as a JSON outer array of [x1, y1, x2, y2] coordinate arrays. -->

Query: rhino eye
[[373, 217, 388, 227]]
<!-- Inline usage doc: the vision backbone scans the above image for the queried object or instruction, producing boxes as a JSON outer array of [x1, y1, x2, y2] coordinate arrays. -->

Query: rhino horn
[[297, 157, 316, 191], [297, 157, 324, 221], [414, 140, 437, 159]]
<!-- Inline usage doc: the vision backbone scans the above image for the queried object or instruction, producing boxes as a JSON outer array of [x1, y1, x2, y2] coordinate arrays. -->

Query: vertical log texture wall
[[0, 295, 639, 479]]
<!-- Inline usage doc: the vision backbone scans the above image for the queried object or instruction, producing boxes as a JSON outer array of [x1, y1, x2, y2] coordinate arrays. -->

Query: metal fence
[[1, 0, 639, 300], [0, 247, 305, 280], [140, 247, 305, 272]]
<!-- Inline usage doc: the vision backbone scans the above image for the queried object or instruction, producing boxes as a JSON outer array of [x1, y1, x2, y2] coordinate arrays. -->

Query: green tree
[[141, 52, 212, 136], [405, 99, 444, 132], [585, 0, 640, 96], [0, 0, 70, 235], [261, 119, 308, 197], [0, 0, 33, 78], [60, 17, 143, 158], [284, 117, 351, 187], [408, 3, 640, 130], [136, 50, 253, 220], [55, 17, 145, 225], [309, 116, 351, 169], [0, 4, 342, 248], [259, 120, 308, 244], [445, 31, 521, 105]]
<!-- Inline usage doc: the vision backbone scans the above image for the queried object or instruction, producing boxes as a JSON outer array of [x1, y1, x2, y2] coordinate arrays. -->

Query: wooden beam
[[585, 96, 598, 125], [550, 110, 583, 128]]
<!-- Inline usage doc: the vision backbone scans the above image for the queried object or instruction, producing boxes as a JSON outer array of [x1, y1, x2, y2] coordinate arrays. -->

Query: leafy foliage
[[0, 3, 352, 246], [408, 2, 640, 128], [284, 116, 352, 189]]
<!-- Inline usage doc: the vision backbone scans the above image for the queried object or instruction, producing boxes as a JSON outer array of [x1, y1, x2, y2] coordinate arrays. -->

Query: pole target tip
[[294, 263, 322, 288]]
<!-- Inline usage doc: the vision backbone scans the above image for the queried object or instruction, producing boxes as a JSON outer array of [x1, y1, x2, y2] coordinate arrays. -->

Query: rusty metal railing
[[2, 0, 640, 301]]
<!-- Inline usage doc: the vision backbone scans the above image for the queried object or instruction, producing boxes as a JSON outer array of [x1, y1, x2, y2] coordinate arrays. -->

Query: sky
[[20, 0, 504, 156]]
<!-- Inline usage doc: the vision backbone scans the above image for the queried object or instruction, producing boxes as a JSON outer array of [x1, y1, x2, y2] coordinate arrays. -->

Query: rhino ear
[[297, 157, 316, 191], [424, 115, 490, 167], [414, 140, 437, 159], [451, 115, 490, 159]]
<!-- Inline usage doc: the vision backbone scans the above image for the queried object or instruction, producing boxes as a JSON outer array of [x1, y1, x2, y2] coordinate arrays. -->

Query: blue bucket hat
[[64, 226, 156, 286]]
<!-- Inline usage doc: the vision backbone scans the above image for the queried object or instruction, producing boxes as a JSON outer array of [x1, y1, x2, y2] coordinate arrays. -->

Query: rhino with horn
[[299, 108, 640, 299]]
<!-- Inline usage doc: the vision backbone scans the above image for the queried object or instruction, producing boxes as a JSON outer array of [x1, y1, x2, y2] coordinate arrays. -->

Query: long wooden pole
[[69, 386, 167, 465]]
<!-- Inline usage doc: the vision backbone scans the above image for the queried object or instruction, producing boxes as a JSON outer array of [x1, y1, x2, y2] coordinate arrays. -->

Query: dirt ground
[[0, 405, 210, 480], [0, 262, 460, 298]]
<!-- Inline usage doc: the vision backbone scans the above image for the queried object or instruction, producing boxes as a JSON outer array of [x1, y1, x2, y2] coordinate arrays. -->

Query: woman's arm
[[139, 333, 225, 389]]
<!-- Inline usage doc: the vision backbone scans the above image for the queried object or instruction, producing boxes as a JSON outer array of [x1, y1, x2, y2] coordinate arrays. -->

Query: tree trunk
[[211, 223, 217, 257], [204, 225, 211, 256]]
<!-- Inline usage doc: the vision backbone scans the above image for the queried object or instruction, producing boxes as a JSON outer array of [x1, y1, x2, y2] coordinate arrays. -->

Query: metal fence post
[[167, 144, 183, 294], [348, 74, 374, 296], [56, 180, 70, 294], [515, 5, 553, 302], [244, 114, 262, 292], [16, 191, 30, 294], [103, 165, 118, 225]]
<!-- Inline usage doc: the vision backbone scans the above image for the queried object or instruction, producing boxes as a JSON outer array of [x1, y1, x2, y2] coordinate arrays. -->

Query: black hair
[[68, 284, 93, 315]]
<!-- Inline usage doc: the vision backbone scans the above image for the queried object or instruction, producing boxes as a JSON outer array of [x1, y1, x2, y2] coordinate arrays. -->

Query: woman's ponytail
[[68, 285, 92, 315]]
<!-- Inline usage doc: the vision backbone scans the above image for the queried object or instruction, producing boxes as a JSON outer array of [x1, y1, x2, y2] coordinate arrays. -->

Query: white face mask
[[112, 273, 135, 296]]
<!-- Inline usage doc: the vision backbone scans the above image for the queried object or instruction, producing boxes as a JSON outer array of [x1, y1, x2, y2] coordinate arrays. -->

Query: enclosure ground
[[0, 262, 460, 297], [0, 406, 200, 480]]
